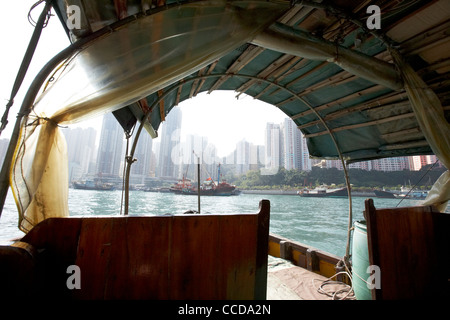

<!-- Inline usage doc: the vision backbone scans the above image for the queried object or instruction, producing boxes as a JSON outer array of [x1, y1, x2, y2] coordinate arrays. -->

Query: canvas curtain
[[391, 50, 450, 212], [9, 1, 288, 232]]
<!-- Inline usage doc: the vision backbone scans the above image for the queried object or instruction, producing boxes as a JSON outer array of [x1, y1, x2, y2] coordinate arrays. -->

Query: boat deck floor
[[267, 256, 353, 300]]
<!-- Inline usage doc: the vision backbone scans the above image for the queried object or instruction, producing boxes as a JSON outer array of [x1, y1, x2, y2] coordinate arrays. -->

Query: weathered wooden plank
[[365, 199, 450, 299], [73, 218, 113, 299], [170, 215, 220, 299], [255, 200, 270, 299], [218, 214, 258, 299], [125, 217, 171, 299]]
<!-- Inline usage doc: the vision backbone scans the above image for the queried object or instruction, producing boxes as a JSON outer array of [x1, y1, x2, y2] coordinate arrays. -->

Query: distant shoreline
[[240, 189, 377, 197]]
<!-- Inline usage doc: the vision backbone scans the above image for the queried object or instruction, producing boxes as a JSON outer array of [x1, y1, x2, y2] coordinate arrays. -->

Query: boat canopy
[[1, 0, 449, 231]]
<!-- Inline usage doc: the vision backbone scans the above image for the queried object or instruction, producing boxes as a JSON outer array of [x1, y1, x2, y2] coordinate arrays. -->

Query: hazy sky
[[1, 1, 288, 157]]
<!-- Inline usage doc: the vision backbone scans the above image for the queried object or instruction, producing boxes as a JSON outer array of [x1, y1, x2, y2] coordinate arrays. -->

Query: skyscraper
[[96, 113, 124, 178], [236, 139, 250, 175], [300, 134, 312, 171], [130, 127, 154, 184], [63, 127, 97, 181], [180, 134, 209, 180], [157, 107, 182, 178], [282, 118, 302, 170], [265, 123, 282, 173]]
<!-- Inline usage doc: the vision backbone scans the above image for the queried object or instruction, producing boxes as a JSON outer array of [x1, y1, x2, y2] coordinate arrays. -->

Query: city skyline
[[53, 108, 442, 184], [0, 115, 441, 187]]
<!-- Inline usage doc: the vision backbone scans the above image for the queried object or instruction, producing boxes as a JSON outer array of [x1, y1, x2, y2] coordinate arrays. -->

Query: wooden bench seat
[[364, 199, 450, 299], [1, 200, 269, 300]]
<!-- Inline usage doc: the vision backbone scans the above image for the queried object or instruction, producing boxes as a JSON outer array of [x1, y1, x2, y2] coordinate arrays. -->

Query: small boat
[[72, 180, 115, 191], [145, 187, 171, 193], [298, 187, 348, 198], [180, 178, 237, 196], [373, 189, 398, 199], [394, 189, 429, 200], [169, 178, 192, 194]]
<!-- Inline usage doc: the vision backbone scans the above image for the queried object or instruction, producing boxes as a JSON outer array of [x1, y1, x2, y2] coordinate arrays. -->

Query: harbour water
[[0, 189, 427, 257]]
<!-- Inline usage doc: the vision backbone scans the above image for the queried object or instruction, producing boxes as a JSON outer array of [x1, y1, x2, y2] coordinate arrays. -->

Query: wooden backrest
[[21, 200, 270, 300], [364, 199, 450, 300]]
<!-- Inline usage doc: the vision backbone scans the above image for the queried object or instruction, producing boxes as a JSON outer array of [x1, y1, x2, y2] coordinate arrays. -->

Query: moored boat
[[298, 187, 348, 198], [72, 180, 115, 191], [394, 190, 429, 200], [179, 178, 237, 196], [373, 189, 398, 199], [169, 178, 192, 194]]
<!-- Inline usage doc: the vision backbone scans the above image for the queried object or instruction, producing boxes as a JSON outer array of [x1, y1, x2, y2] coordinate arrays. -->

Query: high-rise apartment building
[[63, 127, 97, 181], [179, 134, 211, 180], [409, 155, 439, 171], [265, 123, 282, 173], [157, 107, 182, 178], [236, 139, 250, 175], [371, 157, 409, 171], [96, 113, 124, 178], [130, 127, 154, 184], [262, 119, 424, 173], [300, 134, 312, 171], [283, 118, 302, 171]]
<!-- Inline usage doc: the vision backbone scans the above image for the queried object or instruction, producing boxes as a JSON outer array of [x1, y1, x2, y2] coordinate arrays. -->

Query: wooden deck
[[267, 256, 354, 300]]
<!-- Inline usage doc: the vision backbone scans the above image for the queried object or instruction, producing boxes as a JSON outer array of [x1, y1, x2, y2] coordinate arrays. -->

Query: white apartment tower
[[283, 118, 303, 170], [96, 113, 124, 177], [130, 128, 154, 184], [63, 126, 97, 181], [157, 107, 182, 178], [265, 123, 282, 171]]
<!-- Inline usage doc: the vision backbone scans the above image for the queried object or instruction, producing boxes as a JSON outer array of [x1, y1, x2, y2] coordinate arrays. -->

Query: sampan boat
[[0, 0, 449, 300]]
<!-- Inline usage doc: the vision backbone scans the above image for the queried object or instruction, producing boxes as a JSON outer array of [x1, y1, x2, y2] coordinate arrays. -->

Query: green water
[[0, 189, 425, 257]]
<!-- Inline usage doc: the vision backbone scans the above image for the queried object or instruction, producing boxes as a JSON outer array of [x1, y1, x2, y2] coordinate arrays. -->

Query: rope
[[312, 260, 356, 300], [28, 0, 53, 27], [25, 115, 68, 129], [396, 159, 439, 207]]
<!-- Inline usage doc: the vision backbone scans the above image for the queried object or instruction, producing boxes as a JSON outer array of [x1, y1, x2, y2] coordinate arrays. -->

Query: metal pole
[[197, 155, 200, 214]]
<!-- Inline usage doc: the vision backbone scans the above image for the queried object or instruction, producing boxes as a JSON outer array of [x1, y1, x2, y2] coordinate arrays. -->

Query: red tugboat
[[175, 164, 238, 196], [169, 177, 192, 194]]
